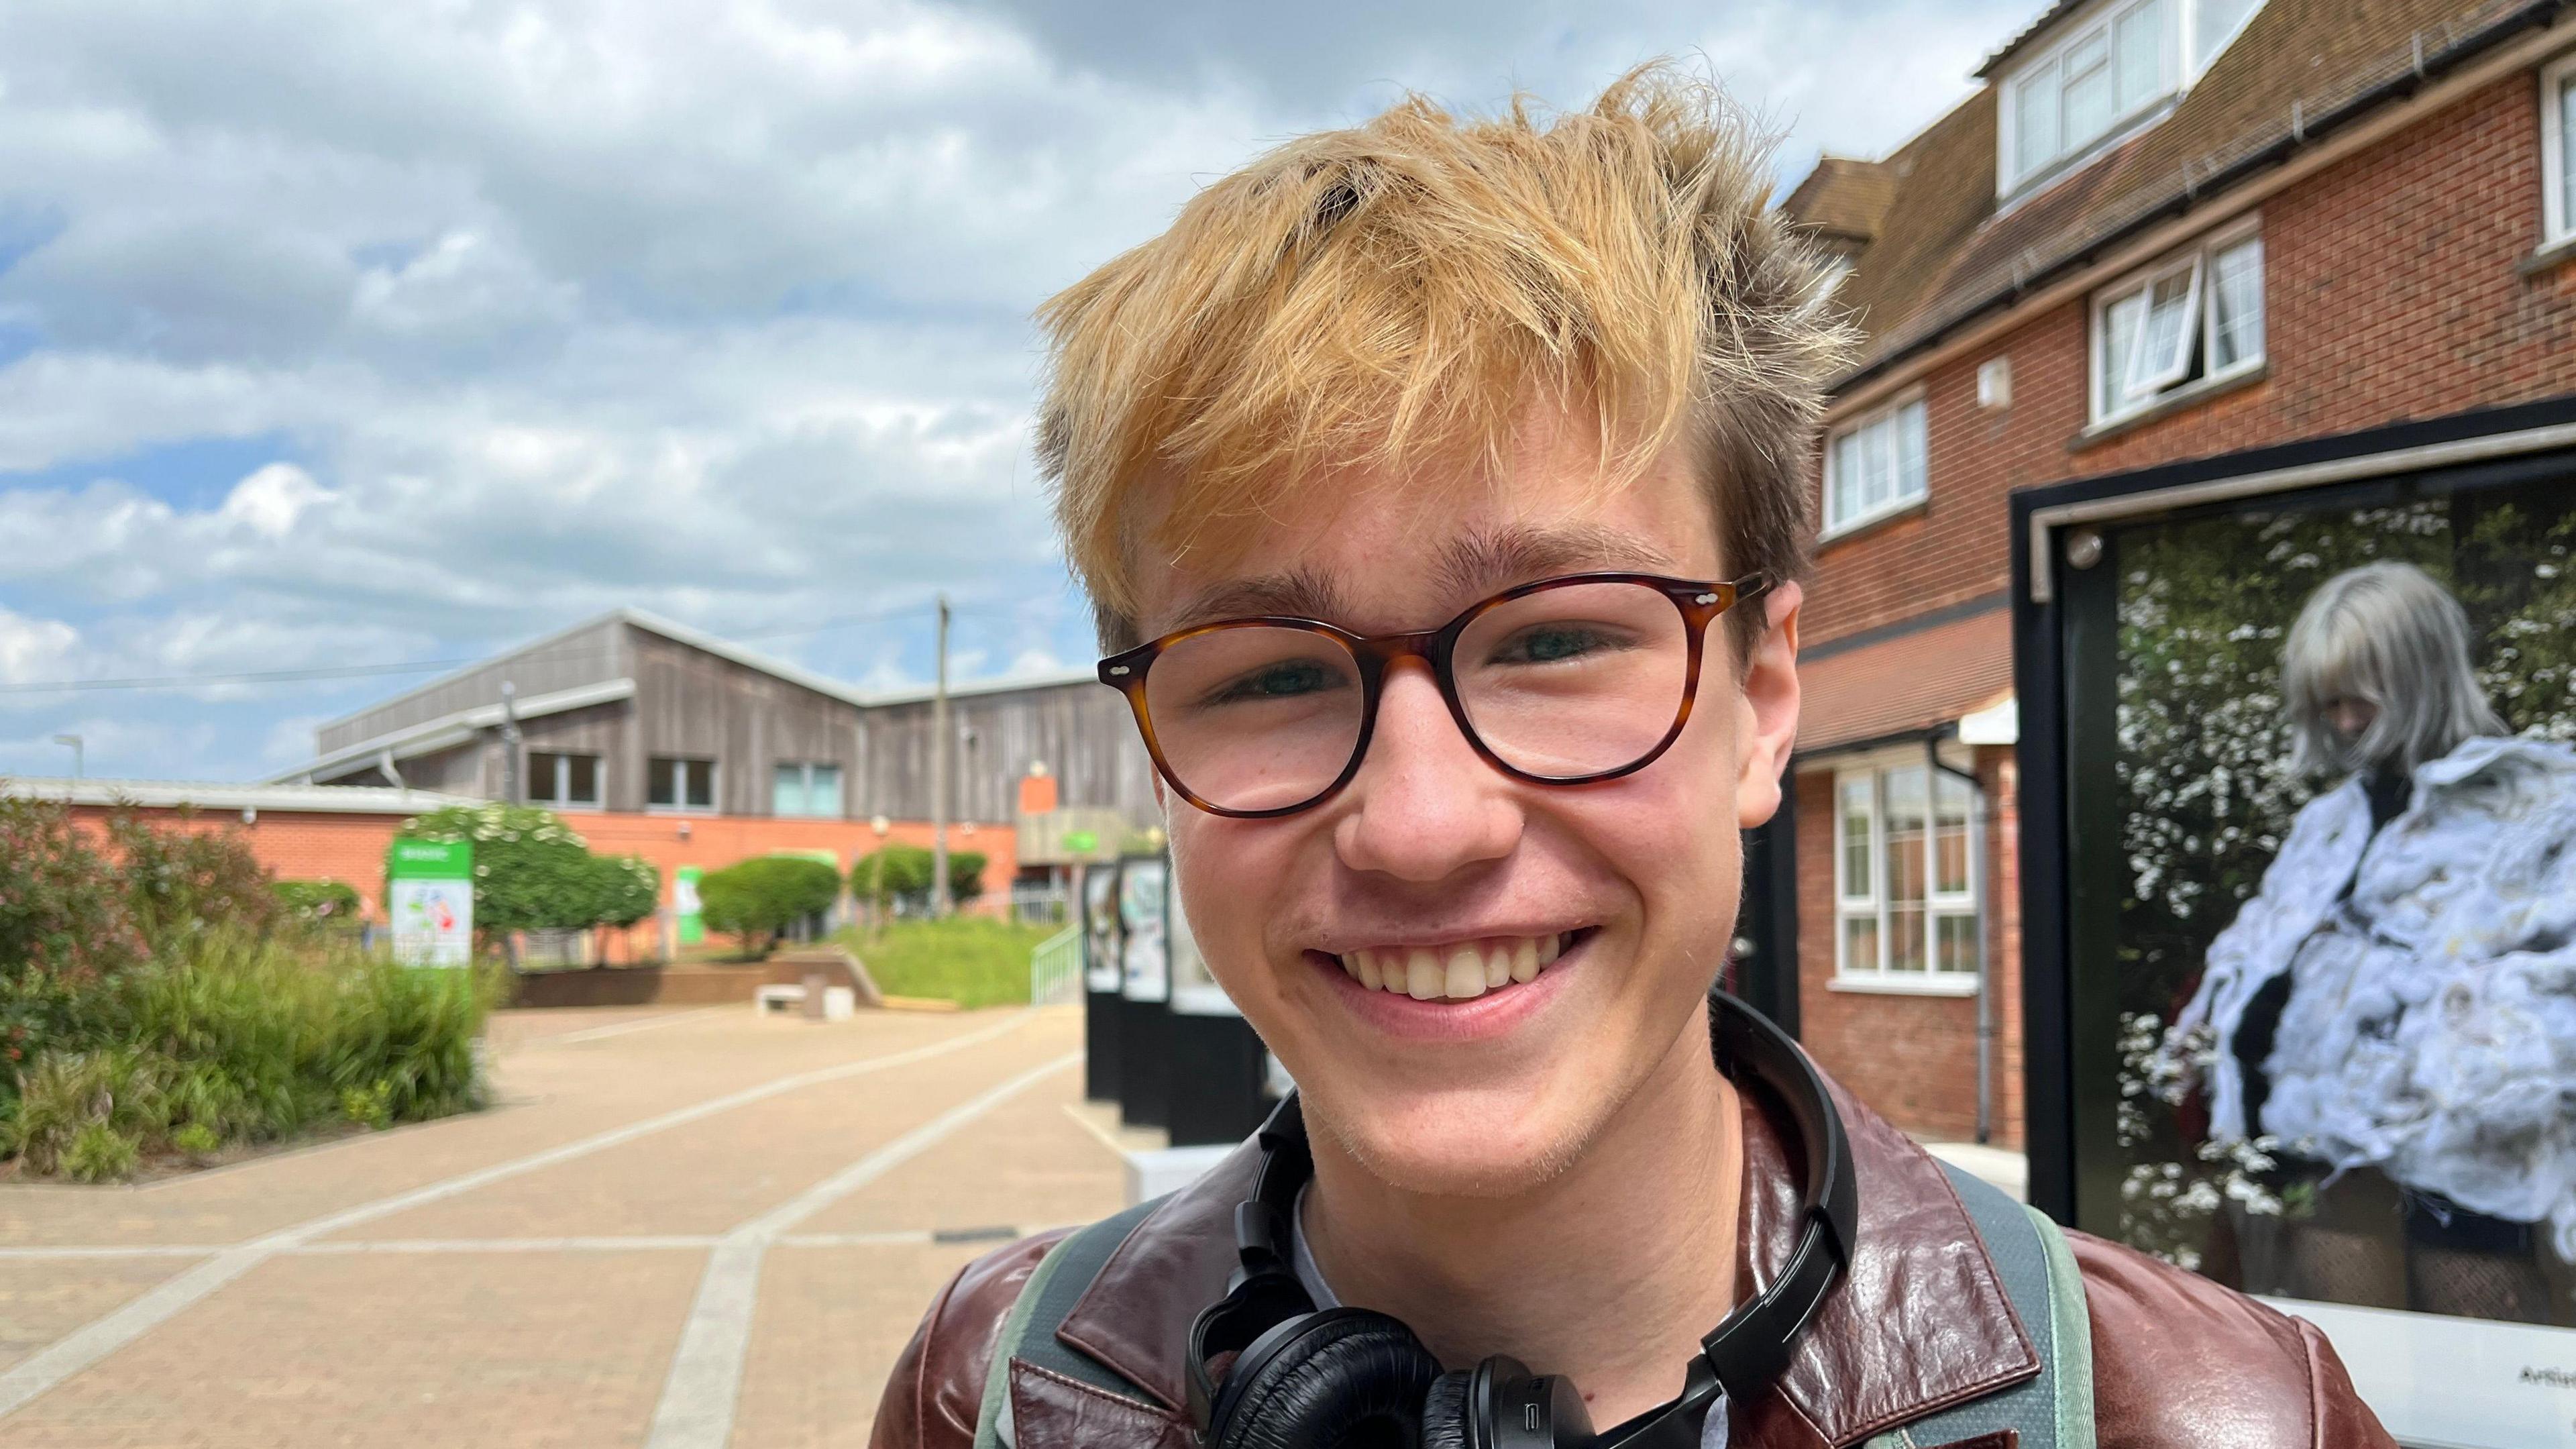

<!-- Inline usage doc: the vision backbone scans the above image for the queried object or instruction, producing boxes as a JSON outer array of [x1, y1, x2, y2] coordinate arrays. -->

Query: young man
[[875, 70, 2394, 1449]]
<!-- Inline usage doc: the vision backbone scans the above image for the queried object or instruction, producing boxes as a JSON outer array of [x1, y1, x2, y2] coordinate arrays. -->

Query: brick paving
[[0, 1002, 1115, 1448]]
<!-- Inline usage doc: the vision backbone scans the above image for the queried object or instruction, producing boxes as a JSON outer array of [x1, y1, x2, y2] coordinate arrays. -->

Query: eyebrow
[[1163, 525, 1685, 635], [1165, 568, 1349, 631]]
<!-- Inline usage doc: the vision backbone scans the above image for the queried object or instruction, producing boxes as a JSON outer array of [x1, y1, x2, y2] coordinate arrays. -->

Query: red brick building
[[1765, 0, 2576, 1148]]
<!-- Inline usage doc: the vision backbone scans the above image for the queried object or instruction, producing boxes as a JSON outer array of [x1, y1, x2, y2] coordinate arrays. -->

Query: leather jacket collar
[[1045, 1073, 2039, 1449]]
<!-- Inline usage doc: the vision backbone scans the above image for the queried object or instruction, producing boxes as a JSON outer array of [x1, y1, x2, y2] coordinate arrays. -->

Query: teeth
[[1336, 933, 1577, 1001]]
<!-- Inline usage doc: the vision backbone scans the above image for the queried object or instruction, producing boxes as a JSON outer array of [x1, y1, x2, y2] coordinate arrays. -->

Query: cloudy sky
[[0, 0, 2031, 782]]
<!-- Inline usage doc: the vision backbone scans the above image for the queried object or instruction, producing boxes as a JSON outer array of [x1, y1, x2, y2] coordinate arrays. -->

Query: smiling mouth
[[1328, 930, 1582, 1002]]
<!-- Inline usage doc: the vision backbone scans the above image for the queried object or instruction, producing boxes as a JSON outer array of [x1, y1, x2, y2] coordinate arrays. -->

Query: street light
[[51, 734, 81, 780]]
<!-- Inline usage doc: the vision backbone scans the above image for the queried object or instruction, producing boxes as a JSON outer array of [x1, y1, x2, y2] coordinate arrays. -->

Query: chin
[[1306, 1075, 1597, 1200]]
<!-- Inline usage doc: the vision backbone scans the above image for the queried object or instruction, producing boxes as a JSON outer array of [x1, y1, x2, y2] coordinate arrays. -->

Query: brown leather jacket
[[872, 1075, 2395, 1449]]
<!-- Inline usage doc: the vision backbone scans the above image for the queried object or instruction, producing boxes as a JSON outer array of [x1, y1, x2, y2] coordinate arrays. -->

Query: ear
[[1733, 581, 1802, 829]]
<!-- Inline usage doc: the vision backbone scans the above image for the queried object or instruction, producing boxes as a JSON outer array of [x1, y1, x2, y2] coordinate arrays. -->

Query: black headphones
[[1185, 991, 1856, 1449]]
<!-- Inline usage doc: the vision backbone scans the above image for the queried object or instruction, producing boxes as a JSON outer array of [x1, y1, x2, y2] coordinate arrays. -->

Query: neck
[[1301, 998, 1743, 1430]]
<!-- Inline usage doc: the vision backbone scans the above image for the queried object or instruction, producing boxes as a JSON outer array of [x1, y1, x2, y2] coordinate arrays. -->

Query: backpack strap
[[1864, 1164, 2095, 1449], [973, 1198, 1167, 1449]]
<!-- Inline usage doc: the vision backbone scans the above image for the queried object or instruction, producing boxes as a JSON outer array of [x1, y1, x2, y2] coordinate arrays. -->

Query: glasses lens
[[1453, 582, 1692, 778], [1141, 625, 1365, 812]]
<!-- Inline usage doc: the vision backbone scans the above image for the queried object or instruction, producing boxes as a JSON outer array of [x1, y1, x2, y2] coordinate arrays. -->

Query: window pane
[[527, 752, 559, 803], [2061, 33, 2114, 149], [566, 753, 598, 805], [1896, 400, 1928, 503], [1936, 913, 1980, 974], [1839, 775, 1874, 899], [1934, 771, 1972, 895], [686, 760, 714, 809], [1831, 431, 1861, 525], [1884, 766, 1929, 971], [2098, 288, 2147, 415], [1842, 914, 1880, 974], [2563, 75, 2576, 232], [2126, 260, 2200, 397], [2194, 0, 2260, 68], [2209, 237, 2265, 370], [1888, 906, 1928, 973], [773, 763, 806, 816], [1864, 413, 1897, 508], [2114, 1, 2164, 113], [2015, 66, 2058, 178], [810, 765, 841, 816], [648, 757, 676, 806]]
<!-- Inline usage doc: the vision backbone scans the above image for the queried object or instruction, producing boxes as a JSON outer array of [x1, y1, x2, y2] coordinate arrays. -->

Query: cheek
[[1169, 815, 1307, 981]]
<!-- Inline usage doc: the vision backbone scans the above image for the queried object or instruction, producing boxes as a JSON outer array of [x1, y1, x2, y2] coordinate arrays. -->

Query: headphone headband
[[1190, 991, 1857, 1447]]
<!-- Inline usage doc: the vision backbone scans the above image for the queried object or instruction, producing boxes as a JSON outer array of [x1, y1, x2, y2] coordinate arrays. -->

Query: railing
[[1029, 924, 1083, 1006], [1010, 883, 1069, 925]]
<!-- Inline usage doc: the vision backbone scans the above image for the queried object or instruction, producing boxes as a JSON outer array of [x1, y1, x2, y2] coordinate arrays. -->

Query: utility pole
[[499, 681, 522, 804], [930, 595, 951, 918], [51, 733, 81, 780]]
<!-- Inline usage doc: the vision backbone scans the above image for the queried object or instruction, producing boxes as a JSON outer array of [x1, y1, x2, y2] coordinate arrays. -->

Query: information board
[[385, 838, 474, 967]]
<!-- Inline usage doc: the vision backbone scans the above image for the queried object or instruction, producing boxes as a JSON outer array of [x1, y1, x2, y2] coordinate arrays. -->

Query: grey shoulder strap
[[1866, 1164, 2095, 1449], [973, 1198, 1167, 1449]]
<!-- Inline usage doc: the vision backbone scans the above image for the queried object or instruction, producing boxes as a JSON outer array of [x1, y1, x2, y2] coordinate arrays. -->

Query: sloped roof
[[1796, 608, 2015, 754], [1780, 156, 1899, 243], [1821, 0, 2546, 386]]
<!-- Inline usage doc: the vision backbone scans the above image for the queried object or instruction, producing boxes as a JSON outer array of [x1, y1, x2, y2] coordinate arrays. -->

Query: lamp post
[[51, 733, 81, 780], [930, 595, 951, 919]]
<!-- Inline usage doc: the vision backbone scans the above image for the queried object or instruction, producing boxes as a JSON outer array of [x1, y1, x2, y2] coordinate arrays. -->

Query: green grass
[[836, 918, 1058, 1010]]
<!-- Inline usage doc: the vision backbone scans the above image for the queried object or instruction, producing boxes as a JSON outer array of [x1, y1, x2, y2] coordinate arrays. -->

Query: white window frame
[[2544, 51, 2576, 250], [1829, 751, 1980, 994], [771, 760, 845, 819], [1820, 392, 1929, 539], [647, 755, 718, 814], [2088, 219, 2263, 425], [525, 750, 602, 810], [1997, 0, 2265, 199]]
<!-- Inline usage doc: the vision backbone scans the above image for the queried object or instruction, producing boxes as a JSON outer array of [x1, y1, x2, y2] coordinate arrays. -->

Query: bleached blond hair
[[1036, 64, 1855, 654], [2282, 561, 2504, 777]]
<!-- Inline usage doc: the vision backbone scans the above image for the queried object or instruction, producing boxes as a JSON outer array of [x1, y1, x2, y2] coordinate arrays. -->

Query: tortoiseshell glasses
[[1097, 572, 1771, 818]]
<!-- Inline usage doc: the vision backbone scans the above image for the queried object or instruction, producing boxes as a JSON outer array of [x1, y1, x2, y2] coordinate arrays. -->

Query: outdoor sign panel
[[1118, 855, 1170, 1003], [1082, 863, 1124, 993], [674, 864, 705, 945], [385, 838, 473, 967], [2027, 427, 2576, 1448]]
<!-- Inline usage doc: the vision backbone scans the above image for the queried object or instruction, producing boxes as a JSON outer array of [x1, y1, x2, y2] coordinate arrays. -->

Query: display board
[[1118, 855, 1171, 1004], [1083, 864, 1124, 993], [385, 838, 474, 967], [2016, 402, 2576, 1448]]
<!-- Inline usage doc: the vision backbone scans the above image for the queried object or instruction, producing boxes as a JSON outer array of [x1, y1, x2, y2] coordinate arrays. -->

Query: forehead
[[1132, 425, 1720, 637]]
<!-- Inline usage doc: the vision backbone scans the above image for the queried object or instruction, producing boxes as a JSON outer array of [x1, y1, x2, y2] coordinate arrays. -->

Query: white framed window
[[2090, 223, 2263, 425], [2544, 51, 2576, 250], [648, 756, 716, 812], [1998, 0, 2265, 197], [1833, 756, 1979, 987], [771, 761, 844, 818], [526, 751, 601, 808], [1822, 394, 1928, 537]]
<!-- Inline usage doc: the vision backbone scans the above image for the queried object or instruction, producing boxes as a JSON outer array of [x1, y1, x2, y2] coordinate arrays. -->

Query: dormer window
[[1997, 0, 2265, 198]]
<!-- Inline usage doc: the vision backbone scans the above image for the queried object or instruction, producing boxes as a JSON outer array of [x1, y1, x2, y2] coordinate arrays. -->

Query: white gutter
[[273, 677, 637, 784]]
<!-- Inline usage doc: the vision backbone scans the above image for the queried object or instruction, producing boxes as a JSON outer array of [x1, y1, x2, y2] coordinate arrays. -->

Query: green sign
[[675, 864, 705, 945], [384, 837, 473, 967], [1063, 830, 1099, 853]]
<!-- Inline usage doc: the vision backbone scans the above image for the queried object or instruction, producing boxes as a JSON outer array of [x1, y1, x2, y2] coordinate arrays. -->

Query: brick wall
[[1790, 67, 2576, 1142]]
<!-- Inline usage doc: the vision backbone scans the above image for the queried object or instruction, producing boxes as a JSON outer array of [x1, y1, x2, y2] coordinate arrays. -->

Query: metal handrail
[[1028, 924, 1083, 1005]]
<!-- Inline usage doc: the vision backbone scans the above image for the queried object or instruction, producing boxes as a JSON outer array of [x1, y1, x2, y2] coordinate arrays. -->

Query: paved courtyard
[[0, 1002, 1122, 1448]]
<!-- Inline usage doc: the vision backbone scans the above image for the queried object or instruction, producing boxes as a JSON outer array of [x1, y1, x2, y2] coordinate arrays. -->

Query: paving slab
[[800, 1070, 1125, 1238], [0, 1258, 202, 1375], [731, 1240, 995, 1449]]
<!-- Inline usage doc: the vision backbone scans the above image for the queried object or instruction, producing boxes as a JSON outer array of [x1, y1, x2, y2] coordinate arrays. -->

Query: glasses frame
[[1097, 571, 1772, 819]]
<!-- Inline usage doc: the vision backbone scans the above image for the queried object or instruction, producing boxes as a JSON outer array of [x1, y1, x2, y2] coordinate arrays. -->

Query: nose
[[1332, 659, 1524, 881]]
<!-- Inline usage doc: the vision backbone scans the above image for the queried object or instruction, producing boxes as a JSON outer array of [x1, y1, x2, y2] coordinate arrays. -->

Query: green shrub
[[7, 1049, 168, 1175], [398, 803, 598, 938], [578, 854, 661, 930], [0, 794, 147, 985], [108, 810, 278, 954], [850, 844, 986, 918], [340, 1081, 394, 1130], [272, 879, 364, 935], [835, 917, 1053, 1009], [170, 1122, 219, 1158], [63, 1123, 140, 1183], [700, 857, 842, 958]]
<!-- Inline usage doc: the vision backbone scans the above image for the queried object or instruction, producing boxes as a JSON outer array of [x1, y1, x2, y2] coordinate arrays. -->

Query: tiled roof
[[1795, 608, 2015, 754], [1819, 0, 2553, 388], [1780, 156, 1899, 243]]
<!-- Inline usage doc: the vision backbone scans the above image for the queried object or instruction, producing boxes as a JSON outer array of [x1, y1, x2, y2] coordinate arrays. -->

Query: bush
[[835, 917, 1054, 1009], [0, 794, 147, 985], [579, 854, 661, 930], [272, 879, 364, 935], [399, 804, 667, 951], [700, 857, 842, 958], [108, 810, 278, 953], [63, 1123, 140, 1183], [7, 1049, 168, 1177], [850, 844, 986, 918]]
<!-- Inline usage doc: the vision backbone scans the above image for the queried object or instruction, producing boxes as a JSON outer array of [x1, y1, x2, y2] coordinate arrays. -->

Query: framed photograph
[[2015, 398, 2576, 1448]]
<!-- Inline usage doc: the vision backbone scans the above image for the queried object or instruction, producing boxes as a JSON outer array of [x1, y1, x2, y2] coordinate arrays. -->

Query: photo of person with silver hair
[[2157, 559, 2576, 1324]]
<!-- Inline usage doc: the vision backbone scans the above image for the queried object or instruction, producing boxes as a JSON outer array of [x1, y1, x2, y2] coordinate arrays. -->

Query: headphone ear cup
[[1208, 1308, 1444, 1449], [1417, 1370, 1474, 1449]]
